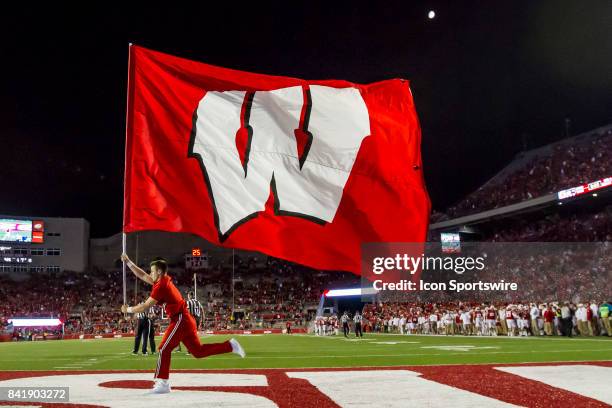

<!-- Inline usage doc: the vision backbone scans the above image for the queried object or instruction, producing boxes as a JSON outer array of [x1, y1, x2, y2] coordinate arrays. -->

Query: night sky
[[1, 2, 611, 237]]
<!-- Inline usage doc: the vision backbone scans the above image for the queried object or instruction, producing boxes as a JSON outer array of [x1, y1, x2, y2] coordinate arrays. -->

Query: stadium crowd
[[487, 205, 612, 242], [184, 263, 355, 331], [0, 264, 352, 337], [0, 236, 609, 338], [0, 126, 610, 340], [445, 130, 611, 218], [358, 301, 612, 337], [0, 270, 132, 337]]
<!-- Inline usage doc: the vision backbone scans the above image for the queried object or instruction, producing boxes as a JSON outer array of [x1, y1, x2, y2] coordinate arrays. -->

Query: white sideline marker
[[421, 345, 499, 352]]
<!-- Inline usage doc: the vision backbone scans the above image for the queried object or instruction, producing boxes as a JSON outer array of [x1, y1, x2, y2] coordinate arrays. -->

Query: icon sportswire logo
[[188, 85, 371, 241]]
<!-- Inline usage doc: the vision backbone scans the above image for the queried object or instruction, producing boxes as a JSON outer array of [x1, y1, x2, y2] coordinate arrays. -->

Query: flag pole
[[232, 249, 235, 325], [122, 42, 134, 308], [134, 232, 139, 301], [122, 233, 127, 306]]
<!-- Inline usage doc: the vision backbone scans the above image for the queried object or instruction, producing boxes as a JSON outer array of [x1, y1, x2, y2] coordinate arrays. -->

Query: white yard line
[[312, 334, 612, 342], [51, 352, 128, 370]]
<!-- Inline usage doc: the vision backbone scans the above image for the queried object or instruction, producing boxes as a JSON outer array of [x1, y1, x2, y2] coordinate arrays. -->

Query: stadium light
[[8, 318, 62, 327], [428, 10, 436, 19], [325, 287, 377, 297]]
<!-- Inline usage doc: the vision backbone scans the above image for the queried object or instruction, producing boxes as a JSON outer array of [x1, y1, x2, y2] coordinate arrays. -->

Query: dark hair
[[150, 258, 168, 274], [187, 291, 194, 298]]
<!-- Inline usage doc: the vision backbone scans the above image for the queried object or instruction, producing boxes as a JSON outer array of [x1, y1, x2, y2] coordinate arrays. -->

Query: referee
[[132, 300, 155, 355], [341, 311, 350, 337], [187, 291, 203, 329], [185, 291, 203, 355], [353, 310, 363, 338], [145, 307, 156, 354]]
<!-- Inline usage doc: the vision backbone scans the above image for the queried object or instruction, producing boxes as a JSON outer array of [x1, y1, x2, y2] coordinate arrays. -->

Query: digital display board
[[441, 232, 461, 253], [32, 220, 45, 243], [557, 176, 611, 200], [0, 219, 32, 243]]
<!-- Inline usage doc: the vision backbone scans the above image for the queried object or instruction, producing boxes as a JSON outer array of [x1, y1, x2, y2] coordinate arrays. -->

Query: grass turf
[[0, 334, 610, 371]]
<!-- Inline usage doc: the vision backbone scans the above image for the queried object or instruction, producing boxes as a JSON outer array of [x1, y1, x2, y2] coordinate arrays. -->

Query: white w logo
[[188, 85, 370, 241]]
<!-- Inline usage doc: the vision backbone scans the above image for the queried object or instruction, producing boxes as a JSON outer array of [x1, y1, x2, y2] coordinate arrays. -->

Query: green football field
[[1, 334, 611, 371]]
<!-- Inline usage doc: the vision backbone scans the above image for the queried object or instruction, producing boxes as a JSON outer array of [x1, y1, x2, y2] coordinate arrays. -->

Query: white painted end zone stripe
[[2, 406, 42, 408], [22, 373, 268, 387], [496, 364, 612, 404], [0, 373, 271, 407], [289, 370, 518, 407]]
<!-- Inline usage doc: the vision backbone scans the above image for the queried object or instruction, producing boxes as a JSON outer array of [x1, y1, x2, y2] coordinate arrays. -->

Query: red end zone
[[0, 362, 610, 407]]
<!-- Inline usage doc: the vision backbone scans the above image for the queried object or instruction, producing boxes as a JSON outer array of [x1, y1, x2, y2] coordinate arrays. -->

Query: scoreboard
[[441, 232, 461, 253], [0, 219, 32, 243], [185, 247, 209, 270], [0, 219, 44, 243]]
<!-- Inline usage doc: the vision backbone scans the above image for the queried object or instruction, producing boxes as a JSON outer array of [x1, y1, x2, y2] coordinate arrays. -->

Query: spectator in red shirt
[[543, 305, 555, 336]]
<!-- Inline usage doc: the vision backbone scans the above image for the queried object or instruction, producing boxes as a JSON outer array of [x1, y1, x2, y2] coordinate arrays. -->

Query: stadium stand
[[361, 301, 611, 337], [444, 125, 611, 218], [1, 124, 610, 340], [0, 263, 358, 337]]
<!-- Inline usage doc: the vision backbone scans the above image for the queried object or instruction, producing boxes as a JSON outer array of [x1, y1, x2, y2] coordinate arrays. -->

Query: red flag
[[124, 45, 430, 274]]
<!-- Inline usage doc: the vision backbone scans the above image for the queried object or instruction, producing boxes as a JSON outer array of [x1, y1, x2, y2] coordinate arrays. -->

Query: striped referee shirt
[[187, 299, 203, 318], [136, 311, 147, 320]]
